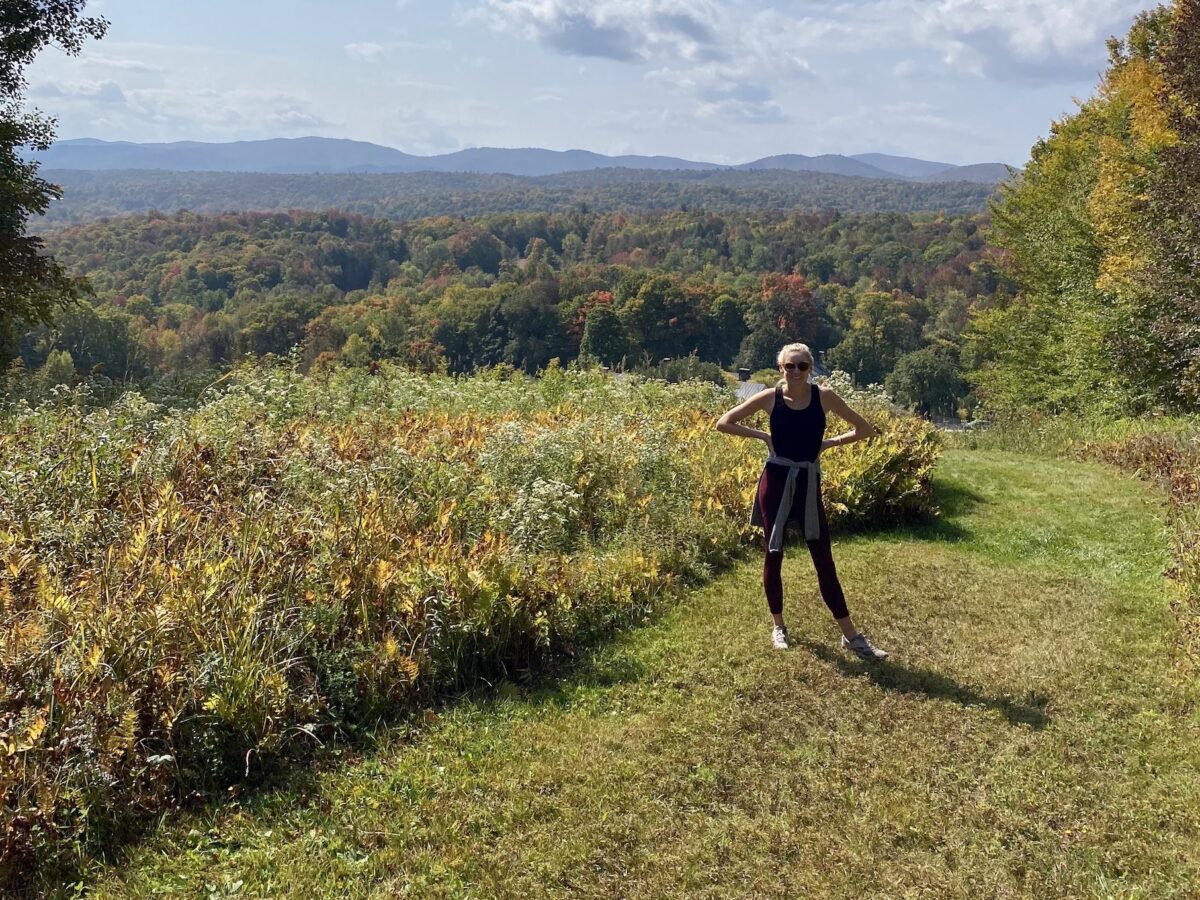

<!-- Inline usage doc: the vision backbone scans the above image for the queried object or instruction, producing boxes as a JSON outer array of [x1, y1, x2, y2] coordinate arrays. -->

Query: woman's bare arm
[[715, 388, 775, 453], [819, 388, 879, 450]]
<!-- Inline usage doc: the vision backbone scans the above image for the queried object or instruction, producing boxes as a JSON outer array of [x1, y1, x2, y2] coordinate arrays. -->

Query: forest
[[32, 166, 999, 230], [971, 3, 1200, 417], [7, 4, 1196, 424], [6, 207, 1009, 418]]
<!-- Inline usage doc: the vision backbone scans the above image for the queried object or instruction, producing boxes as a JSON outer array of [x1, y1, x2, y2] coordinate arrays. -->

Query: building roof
[[736, 381, 768, 401]]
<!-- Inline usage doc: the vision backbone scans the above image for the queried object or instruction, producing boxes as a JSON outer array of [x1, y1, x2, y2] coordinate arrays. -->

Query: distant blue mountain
[[36, 137, 425, 174], [735, 153, 896, 179], [32, 138, 720, 175], [32, 137, 1015, 184], [421, 147, 724, 176], [851, 153, 956, 179], [919, 162, 1016, 184]]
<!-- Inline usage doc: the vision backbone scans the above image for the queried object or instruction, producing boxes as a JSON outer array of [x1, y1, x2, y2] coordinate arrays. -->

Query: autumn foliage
[[974, 1, 1200, 415]]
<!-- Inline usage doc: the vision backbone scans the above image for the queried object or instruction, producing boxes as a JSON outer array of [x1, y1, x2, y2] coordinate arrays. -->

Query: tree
[[564, 289, 613, 343], [54, 301, 147, 378], [617, 274, 701, 361], [340, 332, 372, 366], [580, 302, 628, 366], [885, 348, 965, 417], [39, 346, 73, 386], [1088, 11, 1178, 405], [737, 273, 820, 369], [1, 2, 108, 363], [1147, 0, 1200, 404], [824, 289, 922, 385], [970, 5, 1181, 415], [706, 294, 746, 366], [447, 225, 503, 274], [494, 280, 564, 373]]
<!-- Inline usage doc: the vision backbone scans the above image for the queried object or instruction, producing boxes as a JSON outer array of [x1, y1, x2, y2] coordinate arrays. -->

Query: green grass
[[67, 451, 1200, 898]]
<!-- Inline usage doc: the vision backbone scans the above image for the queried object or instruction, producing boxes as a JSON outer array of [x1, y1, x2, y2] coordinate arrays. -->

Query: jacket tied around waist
[[749, 455, 822, 551]]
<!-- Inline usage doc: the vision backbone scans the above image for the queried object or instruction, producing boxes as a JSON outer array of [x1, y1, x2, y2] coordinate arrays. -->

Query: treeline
[[33, 167, 999, 230], [969, 0, 1200, 416], [6, 207, 1012, 417]]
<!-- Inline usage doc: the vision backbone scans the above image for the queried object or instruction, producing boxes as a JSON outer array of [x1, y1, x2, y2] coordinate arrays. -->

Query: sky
[[25, 0, 1159, 167]]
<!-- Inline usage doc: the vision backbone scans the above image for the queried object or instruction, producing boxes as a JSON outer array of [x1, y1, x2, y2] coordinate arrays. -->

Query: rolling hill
[[32, 137, 1016, 184], [32, 167, 1001, 229]]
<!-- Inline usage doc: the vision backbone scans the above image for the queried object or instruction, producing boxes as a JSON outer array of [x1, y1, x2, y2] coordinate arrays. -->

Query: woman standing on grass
[[716, 342, 888, 657]]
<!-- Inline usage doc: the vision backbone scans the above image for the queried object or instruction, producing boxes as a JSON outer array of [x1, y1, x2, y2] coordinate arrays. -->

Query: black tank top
[[769, 383, 825, 463]]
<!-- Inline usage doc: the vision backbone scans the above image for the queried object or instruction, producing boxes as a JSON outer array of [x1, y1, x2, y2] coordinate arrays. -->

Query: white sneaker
[[842, 632, 888, 660], [772, 625, 790, 650]]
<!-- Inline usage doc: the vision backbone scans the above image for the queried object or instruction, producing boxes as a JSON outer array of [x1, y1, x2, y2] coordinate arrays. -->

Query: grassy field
[[70, 451, 1200, 898]]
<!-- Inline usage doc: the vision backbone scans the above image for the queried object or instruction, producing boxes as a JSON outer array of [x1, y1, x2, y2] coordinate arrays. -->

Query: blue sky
[[26, 0, 1156, 166]]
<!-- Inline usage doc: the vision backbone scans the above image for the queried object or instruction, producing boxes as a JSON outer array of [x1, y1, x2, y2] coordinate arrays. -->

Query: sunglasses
[[782, 361, 811, 372]]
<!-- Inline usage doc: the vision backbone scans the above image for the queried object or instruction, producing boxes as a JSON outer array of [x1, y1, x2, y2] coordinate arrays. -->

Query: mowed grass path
[[80, 451, 1200, 898]]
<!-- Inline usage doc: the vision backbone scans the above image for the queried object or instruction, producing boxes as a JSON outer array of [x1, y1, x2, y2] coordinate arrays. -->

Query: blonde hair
[[776, 342, 813, 367], [776, 342, 814, 387]]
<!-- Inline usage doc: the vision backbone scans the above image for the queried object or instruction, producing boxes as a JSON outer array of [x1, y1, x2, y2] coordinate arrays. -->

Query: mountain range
[[34, 137, 1015, 185]]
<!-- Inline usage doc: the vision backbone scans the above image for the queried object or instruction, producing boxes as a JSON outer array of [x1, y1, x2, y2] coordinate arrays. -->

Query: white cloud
[[695, 96, 786, 125], [345, 42, 387, 62], [818, 99, 994, 160], [29, 0, 1152, 164], [383, 105, 481, 155], [475, 0, 1144, 100], [914, 0, 1141, 58], [465, 0, 1144, 158], [834, 0, 1147, 82], [266, 109, 335, 130], [478, 0, 818, 126], [31, 79, 127, 104], [478, 0, 725, 63], [79, 54, 166, 74], [898, 1, 1138, 84], [43, 83, 338, 140], [345, 38, 454, 62]]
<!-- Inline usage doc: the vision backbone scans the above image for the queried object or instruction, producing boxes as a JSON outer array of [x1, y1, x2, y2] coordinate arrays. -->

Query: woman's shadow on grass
[[796, 640, 1051, 730]]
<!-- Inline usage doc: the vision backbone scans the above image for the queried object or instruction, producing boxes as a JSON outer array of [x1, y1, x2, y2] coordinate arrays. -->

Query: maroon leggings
[[757, 467, 850, 620]]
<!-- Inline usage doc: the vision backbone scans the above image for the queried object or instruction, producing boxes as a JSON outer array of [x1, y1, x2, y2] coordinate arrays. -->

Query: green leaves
[[1, 2, 108, 364], [974, 2, 1200, 417]]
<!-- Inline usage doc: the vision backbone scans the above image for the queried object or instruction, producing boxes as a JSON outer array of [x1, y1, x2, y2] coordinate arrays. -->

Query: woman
[[716, 343, 888, 658]]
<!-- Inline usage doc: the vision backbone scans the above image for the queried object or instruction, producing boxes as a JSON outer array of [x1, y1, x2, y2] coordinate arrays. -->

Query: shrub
[[750, 367, 780, 386], [816, 372, 942, 526], [630, 355, 726, 386]]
